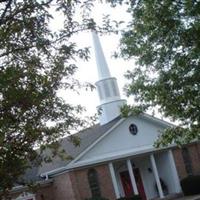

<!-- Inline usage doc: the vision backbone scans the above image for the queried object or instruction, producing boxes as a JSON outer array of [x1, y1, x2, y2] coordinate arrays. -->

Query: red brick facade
[[172, 147, 187, 179], [12, 164, 115, 200], [172, 143, 200, 179], [69, 164, 116, 200], [12, 143, 200, 200]]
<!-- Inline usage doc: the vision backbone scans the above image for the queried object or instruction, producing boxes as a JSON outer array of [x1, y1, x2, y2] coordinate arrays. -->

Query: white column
[[150, 154, 164, 198], [168, 150, 182, 193], [126, 159, 139, 195], [109, 162, 120, 198]]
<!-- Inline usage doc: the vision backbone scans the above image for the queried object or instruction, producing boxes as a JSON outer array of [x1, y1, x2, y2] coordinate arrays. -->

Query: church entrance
[[120, 169, 146, 200], [120, 171, 134, 197], [133, 168, 147, 200]]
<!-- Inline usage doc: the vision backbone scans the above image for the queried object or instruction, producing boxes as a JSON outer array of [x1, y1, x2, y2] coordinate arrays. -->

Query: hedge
[[180, 175, 200, 195], [116, 195, 142, 200]]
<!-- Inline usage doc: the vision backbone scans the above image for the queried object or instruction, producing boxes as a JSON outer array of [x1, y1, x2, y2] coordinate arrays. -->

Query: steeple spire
[[92, 32, 126, 125], [92, 31, 111, 79]]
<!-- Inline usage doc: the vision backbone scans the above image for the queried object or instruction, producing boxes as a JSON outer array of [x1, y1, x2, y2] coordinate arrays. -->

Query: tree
[[0, 0, 101, 197], [117, 0, 200, 146]]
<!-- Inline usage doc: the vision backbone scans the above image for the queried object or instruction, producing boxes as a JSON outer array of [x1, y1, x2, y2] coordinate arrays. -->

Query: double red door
[[120, 168, 146, 200]]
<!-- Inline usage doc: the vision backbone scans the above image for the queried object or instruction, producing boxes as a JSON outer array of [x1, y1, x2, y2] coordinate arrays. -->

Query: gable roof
[[24, 116, 122, 181], [66, 113, 174, 169], [24, 113, 174, 180]]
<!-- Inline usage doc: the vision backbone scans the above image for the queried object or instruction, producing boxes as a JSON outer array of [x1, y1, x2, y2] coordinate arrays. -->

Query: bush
[[116, 195, 142, 200], [180, 175, 200, 195], [85, 197, 109, 200]]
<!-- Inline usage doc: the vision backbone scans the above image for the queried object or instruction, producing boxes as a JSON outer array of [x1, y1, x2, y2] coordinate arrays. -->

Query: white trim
[[96, 77, 117, 84], [127, 159, 138, 195], [67, 118, 125, 166], [150, 154, 164, 198], [109, 162, 120, 198], [41, 113, 176, 177], [40, 118, 125, 178], [40, 166, 70, 178], [68, 145, 175, 169], [97, 99, 126, 107], [141, 113, 175, 128], [41, 144, 176, 177], [68, 114, 174, 167], [69, 145, 155, 168]]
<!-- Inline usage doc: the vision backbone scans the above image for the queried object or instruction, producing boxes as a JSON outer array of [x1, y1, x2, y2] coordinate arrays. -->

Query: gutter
[[40, 166, 71, 178], [10, 179, 53, 194], [40, 144, 177, 178]]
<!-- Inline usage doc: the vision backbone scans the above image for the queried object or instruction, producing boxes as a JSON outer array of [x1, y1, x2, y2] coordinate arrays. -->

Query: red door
[[133, 168, 147, 200], [120, 169, 146, 200], [120, 171, 134, 197]]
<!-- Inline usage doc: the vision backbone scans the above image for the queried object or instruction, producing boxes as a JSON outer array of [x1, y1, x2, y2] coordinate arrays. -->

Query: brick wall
[[11, 163, 117, 200], [70, 164, 116, 200], [12, 143, 200, 200], [173, 147, 187, 179], [12, 172, 78, 200], [188, 143, 200, 175], [52, 172, 77, 200], [35, 184, 55, 200], [173, 143, 200, 180]]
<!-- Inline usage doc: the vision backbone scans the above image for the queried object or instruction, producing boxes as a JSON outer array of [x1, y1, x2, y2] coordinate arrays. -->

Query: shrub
[[116, 195, 142, 200], [85, 197, 109, 200], [180, 175, 200, 195]]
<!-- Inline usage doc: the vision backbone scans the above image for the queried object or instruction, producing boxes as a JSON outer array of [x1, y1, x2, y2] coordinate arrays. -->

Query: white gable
[[70, 115, 169, 168]]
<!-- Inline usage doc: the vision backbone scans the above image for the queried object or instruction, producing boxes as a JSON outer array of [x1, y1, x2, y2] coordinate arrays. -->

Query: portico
[[108, 150, 181, 200]]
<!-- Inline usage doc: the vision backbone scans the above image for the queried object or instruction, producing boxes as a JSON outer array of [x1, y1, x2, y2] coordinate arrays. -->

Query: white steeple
[[92, 32, 111, 79], [92, 31, 126, 125]]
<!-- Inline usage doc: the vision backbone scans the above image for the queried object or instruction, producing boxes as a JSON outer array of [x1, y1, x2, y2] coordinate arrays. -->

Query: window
[[129, 124, 138, 135], [88, 168, 101, 197], [182, 147, 193, 175]]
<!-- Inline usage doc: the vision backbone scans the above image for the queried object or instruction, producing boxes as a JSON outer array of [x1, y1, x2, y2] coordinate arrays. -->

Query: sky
[[50, 2, 136, 117], [61, 33, 136, 116]]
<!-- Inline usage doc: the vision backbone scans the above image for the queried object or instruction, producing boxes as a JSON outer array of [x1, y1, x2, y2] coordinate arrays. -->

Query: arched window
[[88, 168, 101, 197]]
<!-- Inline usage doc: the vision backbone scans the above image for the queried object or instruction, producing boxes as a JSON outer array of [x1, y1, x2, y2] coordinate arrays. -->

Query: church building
[[12, 33, 200, 200]]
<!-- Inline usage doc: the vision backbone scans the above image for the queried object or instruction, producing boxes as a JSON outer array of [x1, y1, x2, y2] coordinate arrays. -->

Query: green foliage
[[118, 0, 200, 146], [0, 0, 116, 198], [120, 104, 144, 118], [180, 175, 200, 195]]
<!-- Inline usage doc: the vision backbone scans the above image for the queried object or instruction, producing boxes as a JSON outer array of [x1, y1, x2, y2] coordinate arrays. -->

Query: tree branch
[[0, 0, 13, 26], [0, 45, 35, 58]]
